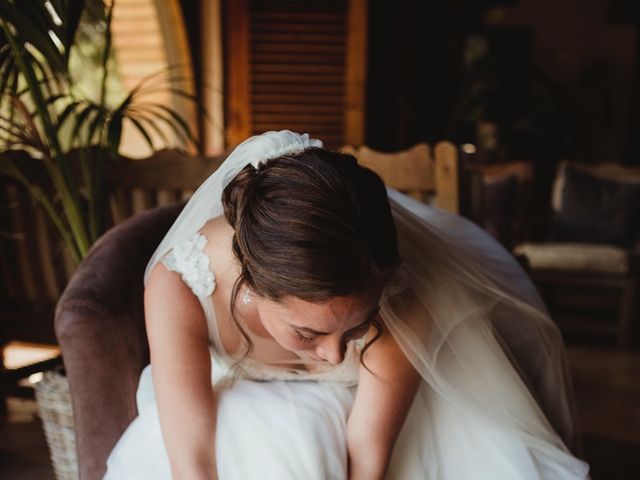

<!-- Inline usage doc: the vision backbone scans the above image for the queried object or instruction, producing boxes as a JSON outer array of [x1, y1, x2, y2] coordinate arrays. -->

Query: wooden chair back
[[109, 149, 226, 223], [0, 150, 225, 343], [1, 181, 74, 308], [341, 142, 460, 212]]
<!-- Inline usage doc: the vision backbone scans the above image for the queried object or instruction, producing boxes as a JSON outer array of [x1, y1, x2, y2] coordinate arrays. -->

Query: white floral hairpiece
[[248, 132, 323, 169]]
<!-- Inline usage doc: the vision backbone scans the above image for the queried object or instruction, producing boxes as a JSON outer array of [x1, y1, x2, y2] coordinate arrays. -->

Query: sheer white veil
[[144, 130, 585, 468], [383, 191, 584, 461]]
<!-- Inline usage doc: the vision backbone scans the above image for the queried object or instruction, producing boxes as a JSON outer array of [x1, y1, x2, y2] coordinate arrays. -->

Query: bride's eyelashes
[[293, 315, 377, 345], [295, 330, 318, 343]]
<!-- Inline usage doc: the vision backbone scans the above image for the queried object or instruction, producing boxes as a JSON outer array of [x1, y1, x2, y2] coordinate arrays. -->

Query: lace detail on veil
[[162, 232, 216, 298]]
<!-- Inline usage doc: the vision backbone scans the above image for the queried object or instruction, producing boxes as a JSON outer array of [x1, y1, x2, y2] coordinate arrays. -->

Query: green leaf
[[56, 100, 83, 132], [139, 103, 199, 149], [99, 1, 113, 108], [0, 59, 18, 104], [0, 113, 28, 139], [86, 106, 106, 145], [126, 116, 155, 152], [28, 94, 68, 118], [0, 2, 65, 73], [70, 103, 98, 147], [26, 48, 59, 99], [61, 1, 87, 67], [131, 113, 171, 147], [106, 109, 123, 157]]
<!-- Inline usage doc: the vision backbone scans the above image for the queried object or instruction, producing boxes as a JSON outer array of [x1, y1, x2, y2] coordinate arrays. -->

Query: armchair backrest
[[56, 202, 184, 480]]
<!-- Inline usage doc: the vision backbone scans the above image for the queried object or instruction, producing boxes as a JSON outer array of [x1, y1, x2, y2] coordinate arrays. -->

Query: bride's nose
[[316, 339, 345, 365]]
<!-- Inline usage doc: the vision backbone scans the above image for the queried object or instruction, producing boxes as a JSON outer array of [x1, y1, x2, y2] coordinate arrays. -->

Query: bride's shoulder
[[199, 216, 233, 245], [199, 216, 235, 264]]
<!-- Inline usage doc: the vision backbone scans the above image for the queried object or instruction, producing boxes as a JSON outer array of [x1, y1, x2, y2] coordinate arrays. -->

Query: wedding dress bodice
[[161, 231, 362, 386]]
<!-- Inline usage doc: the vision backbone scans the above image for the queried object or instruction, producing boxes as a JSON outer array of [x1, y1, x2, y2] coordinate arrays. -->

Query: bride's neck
[[205, 215, 274, 341]]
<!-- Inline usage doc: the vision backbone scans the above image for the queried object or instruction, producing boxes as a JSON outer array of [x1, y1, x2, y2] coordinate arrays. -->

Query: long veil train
[[383, 189, 588, 478]]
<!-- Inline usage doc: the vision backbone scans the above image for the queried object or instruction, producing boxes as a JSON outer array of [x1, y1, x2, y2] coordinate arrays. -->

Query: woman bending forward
[[103, 131, 590, 479]]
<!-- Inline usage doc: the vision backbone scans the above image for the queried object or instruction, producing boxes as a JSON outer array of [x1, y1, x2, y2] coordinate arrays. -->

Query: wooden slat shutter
[[225, 0, 367, 149]]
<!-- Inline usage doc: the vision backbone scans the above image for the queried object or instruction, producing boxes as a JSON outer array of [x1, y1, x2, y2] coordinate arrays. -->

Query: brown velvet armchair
[[55, 202, 183, 480]]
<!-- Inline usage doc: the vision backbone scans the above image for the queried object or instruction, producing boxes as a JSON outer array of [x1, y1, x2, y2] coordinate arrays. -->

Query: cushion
[[551, 162, 640, 247], [514, 242, 629, 274]]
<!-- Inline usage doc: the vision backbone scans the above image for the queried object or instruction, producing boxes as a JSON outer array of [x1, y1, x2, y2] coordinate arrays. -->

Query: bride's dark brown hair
[[221, 147, 400, 365]]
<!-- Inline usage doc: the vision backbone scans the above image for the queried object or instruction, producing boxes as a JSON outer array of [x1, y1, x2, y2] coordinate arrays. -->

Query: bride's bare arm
[[145, 264, 217, 480], [346, 325, 421, 480]]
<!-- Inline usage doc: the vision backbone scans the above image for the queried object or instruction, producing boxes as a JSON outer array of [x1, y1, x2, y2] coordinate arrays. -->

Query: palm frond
[[128, 112, 171, 147], [134, 103, 199, 150], [0, 2, 66, 74], [126, 116, 156, 152], [70, 102, 100, 147]]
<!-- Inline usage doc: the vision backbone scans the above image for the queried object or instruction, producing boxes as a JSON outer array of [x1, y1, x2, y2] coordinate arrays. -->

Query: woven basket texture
[[35, 368, 79, 480]]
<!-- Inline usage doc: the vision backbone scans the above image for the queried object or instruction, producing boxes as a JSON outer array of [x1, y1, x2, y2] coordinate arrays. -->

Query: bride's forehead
[[278, 293, 377, 323]]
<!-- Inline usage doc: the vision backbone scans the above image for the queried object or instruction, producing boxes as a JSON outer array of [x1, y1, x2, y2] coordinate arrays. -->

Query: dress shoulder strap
[[161, 232, 216, 298]]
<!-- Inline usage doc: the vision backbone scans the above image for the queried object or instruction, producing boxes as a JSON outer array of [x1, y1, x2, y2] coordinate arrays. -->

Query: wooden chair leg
[[619, 277, 637, 348]]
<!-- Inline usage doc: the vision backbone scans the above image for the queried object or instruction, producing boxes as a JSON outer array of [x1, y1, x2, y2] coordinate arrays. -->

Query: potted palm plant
[[0, 0, 200, 264], [1, 2, 203, 477]]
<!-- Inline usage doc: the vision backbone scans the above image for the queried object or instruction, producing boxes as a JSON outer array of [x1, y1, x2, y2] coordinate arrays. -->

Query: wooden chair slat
[[130, 189, 147, 216], [112, 150, 226, 190], [434, 141, 460, 213], [156, 190, 176, 207]]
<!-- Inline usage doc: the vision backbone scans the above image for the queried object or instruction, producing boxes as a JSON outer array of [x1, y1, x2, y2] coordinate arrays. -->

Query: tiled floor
[[1, 344, 639, 480]]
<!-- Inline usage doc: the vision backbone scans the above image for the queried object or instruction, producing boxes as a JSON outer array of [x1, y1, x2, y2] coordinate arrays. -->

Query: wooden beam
[[225, 0, 252, 148], [345, 0, 368, 145]]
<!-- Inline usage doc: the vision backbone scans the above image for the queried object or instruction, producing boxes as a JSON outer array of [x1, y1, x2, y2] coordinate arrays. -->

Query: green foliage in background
[[0, 0, 200, 264]]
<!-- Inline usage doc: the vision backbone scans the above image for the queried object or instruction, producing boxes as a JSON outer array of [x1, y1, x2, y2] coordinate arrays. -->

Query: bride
[[103, 130, 590, 479]]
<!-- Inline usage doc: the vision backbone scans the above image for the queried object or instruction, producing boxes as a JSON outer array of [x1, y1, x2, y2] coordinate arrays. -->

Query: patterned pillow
[[551, 162, 640, 247]]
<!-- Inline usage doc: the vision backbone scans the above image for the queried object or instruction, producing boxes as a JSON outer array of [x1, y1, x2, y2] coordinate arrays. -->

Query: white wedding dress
[[103, 188, 590, 480]]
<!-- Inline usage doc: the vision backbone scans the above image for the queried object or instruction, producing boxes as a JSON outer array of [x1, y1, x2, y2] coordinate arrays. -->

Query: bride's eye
[[295, 330, 317, 343]]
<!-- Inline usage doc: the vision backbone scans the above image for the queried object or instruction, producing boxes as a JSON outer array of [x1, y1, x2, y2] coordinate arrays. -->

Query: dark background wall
[[365, 0, 639, 166]]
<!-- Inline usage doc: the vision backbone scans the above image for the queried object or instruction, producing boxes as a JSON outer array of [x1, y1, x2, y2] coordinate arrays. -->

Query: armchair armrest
[[55, 202, 183, 480]]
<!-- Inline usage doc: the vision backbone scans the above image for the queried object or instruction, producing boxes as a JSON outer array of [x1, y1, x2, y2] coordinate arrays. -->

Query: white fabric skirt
[[104, 365, 355, 480], [103, 364, 589, 480]]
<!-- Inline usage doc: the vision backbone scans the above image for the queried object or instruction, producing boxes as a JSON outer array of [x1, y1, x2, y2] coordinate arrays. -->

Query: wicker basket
[[35, 367, 79, 480]]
